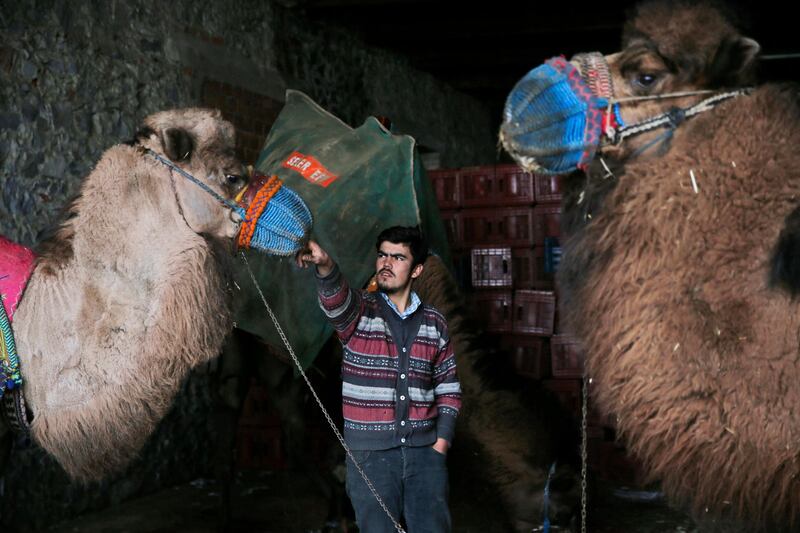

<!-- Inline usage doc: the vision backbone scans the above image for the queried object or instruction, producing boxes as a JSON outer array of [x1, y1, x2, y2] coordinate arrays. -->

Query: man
[[296, 226, 461, 533]]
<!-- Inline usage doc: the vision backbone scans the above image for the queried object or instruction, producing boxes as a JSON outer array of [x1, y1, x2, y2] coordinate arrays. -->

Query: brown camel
[[501, 1, 800, 531], [413, 255, 579, 531], [3, 108, 309, 483]]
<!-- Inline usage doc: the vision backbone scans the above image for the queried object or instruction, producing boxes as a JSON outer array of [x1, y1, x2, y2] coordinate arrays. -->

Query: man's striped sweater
[[317, 264, 462, 450]]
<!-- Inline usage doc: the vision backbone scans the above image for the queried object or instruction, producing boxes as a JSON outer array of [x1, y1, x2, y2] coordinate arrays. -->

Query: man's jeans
[[346, 445, 451, 533]]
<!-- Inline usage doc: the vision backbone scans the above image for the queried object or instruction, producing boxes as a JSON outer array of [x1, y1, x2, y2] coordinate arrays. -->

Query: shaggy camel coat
[[497, 1, 800, 528], [12, 108, 246, 481], [560, 84, 800, 529]]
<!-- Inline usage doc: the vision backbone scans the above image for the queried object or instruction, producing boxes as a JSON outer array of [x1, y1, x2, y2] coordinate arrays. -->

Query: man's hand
[[296, 239, 334, 277], [432, 437, 450, 456]]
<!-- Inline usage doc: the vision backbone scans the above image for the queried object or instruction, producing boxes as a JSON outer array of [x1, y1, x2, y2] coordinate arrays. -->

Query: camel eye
[[225, 174, 244, 186], [633, 72, 659, 89]]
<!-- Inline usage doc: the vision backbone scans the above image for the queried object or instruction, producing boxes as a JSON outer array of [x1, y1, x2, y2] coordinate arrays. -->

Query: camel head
[[135, 108, 312, 255], [136, 108, 247, 241], [500, 0, 760, 172]]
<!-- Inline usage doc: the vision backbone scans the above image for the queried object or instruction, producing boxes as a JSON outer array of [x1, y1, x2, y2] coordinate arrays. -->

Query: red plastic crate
[[460, 207, 534, 247], [460, 166, 495, 207], [236, 425, 286, 470], [440, 210, 461, 246], [471, 247, 512, 287], [512, 247, 554, 289], [512, 289, 556, 335], [494, 164, 535, 205], [551, 334, 585, 378], [542, 378, 582, 418], [239, 382, 281, 428], [471, 290, 513, 333], [460, 165, 535, 207], [534, 173, 564, 203], [501, 335, 551, 379], [428, 168, 461, 209], [532, 205, 561, 246]]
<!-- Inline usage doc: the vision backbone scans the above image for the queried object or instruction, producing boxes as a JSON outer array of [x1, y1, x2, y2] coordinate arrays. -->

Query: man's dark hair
[[376, 226, 429, 268]]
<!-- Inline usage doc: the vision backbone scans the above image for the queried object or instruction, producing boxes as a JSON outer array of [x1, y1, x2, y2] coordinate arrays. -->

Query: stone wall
[[1, 0, 495, 246], [270, 3, 495, 165], [0, 0, 495, 528]]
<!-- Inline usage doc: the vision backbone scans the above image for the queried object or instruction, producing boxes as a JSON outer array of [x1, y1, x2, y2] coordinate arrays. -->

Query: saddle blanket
[[0, 235, 35, 323]]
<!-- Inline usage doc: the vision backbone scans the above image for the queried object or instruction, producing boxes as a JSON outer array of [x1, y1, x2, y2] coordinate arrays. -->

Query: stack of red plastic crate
[[236, 379, 287, 470], [429, 163, 567, 381], [430, 164, 644, 485], [235, 376, 333, 471]]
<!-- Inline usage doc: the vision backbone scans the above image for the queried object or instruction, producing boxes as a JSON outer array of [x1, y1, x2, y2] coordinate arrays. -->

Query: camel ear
[[709, 36, 760, 86], [162, 127, 195, 162]]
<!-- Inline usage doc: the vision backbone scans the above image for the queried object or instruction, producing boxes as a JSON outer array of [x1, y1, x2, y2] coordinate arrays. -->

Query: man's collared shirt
[[380, 290, 421, 320]]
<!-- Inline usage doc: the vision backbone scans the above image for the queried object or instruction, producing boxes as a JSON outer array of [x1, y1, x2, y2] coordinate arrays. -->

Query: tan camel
[[3, 108, 307, 482]]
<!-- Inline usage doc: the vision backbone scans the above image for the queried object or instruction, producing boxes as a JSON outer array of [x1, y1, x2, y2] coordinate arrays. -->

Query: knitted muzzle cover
[[501, 53, 622, 175], [235, 171, 312, 256]]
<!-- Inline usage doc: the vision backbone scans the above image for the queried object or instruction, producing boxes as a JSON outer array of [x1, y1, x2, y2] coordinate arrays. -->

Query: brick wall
[[202, 80, 283, 165]]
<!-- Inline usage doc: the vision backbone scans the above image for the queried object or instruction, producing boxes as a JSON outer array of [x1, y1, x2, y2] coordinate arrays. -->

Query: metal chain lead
[[239, 253, 407, 533], [581, 372, 589, 533]]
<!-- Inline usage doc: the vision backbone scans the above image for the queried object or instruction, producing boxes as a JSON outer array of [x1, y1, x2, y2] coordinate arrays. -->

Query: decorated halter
[[145, 149, 312, 256], [576, 52, 750, 147], [502, 52, 750, 175], [0, 236, 35, 435], [501, 55, 608, 174]]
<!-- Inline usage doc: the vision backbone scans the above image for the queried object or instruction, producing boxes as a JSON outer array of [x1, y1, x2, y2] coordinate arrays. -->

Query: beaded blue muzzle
[[235, 172, 313, 256], [500, 54, 619, 175]]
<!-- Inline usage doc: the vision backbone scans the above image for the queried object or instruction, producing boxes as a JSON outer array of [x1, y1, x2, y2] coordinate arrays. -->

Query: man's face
[[375, 241, 422, 294]]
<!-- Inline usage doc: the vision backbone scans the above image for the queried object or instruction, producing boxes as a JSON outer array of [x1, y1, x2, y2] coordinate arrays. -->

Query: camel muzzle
[[499, 53, 617, 175], [234, 170, 313, 256], [501, 53, 749, 173]]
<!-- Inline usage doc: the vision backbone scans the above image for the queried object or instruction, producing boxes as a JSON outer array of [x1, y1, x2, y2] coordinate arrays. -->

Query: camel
[[1, 108, 310, 483], [412, 255, 579, 531], [501, 1, 800, 530]]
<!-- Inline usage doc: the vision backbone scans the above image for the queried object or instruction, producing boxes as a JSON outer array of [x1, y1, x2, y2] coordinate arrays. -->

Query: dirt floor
[[47, 467, 698, 533]]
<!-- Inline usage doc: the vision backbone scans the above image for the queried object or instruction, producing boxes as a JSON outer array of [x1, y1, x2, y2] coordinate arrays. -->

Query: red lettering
[[281, 151, 339, 187]]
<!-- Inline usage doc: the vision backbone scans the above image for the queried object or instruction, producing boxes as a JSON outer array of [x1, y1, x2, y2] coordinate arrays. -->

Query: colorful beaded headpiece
[[501, 54, 621, 175]]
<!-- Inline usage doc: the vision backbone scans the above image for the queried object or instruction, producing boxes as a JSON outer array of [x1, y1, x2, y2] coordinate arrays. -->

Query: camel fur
[[8, 108, 255, 482], [503, 1, 800, 530]]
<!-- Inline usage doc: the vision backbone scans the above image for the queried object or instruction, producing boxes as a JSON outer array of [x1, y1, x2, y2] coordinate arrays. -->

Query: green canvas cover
[[232, 90, 452, 369]]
